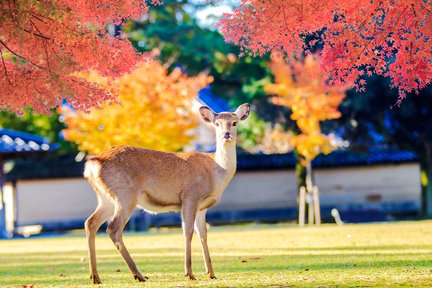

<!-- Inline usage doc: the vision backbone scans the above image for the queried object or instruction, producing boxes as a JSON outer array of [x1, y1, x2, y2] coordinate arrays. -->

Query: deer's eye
[[232, 122, 237, 127]]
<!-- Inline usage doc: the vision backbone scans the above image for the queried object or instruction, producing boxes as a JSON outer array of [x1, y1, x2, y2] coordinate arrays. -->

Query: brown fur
[[90, 146, 219, 207], [84, 104, 250, 284]]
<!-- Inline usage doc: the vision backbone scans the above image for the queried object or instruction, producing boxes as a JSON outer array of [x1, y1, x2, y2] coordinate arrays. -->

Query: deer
[[83, 103, 251, 284]]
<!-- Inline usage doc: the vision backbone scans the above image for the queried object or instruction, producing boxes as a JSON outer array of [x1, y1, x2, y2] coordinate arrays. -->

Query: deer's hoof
[[209, 274, 217, 279], [134, 274, 147, 282], [184, 273, 196, 280], [90, 274, 101, 284]]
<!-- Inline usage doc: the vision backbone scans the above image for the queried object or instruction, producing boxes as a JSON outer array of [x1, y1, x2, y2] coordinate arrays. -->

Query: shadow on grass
[[1, 242, 432, 287], [1, 252, 432, 287], [264, 244, 432, 251], [2, 250, 432, 271], [217, 256, 432, 272]]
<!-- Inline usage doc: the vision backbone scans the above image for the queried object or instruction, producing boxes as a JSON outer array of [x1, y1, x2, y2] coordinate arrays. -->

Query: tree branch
[[0, 39, 50, 72], [23, 28, 51, 40], [350, 5, 409, 68], [163, 52, 179, 69], [30, 12, 51, 24], [30, 19, 52, 71], [0, 48, 13, 86]]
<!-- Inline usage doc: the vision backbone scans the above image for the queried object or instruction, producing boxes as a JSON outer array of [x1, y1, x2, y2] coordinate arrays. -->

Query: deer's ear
[[199, 106, 216, 123], [235, 103, 251, 121]]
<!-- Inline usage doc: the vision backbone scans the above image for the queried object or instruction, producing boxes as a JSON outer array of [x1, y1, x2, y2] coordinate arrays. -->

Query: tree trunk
[[420, 142, 432, 216], [305, 159, 315, 225], [295, 154, 307, 191]]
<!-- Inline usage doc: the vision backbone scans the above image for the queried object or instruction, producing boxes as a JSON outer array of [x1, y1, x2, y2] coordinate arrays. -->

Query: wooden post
[[313, 185, 321, 226], [298, 159, 322, 227], [307, 192, 314, 225], [298, 186, 306, 227], [305, 160, 315, 225]]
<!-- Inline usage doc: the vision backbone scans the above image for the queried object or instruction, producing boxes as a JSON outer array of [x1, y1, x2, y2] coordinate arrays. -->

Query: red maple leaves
[[218, 0, 432, 101], [0, 1, 160, 113], [1, 1, 430, 113]]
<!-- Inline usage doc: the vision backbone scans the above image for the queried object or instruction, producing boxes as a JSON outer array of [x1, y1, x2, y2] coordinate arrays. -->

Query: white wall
[[13, 163, 421, 227], [15, 178, 97, 226], [216, 170, 298, 210], [216, 163, 420, 211], [315, 163, 421, 209]]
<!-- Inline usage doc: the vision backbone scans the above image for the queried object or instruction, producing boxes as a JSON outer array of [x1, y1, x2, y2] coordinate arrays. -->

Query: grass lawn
[[1, 220, 432, 287]]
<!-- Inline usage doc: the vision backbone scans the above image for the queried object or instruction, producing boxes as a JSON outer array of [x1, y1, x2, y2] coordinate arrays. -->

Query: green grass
[[1, 220, 432, 287]]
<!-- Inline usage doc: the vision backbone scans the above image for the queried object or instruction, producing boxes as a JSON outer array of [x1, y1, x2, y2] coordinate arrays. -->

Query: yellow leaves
[[266, 53, 346, 123], [266, 53, 348, 161], [290, 133, 336, 161], [296, 118, 320, 134], [62, 58, 212, 155]]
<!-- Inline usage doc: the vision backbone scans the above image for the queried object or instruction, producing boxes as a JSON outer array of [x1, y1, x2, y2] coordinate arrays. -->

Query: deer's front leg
[[194, 209, 216, 279], [181, 201, 198, 280]]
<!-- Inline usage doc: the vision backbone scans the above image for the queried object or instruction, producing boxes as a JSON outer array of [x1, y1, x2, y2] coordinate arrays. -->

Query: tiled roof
[[0, 129, 58, 156], [6, 154, 83, 180], [5, 147, 418, 180], [237, 148, 418, 170], [196, 88, 418, 169], [197, 86, 230, 113]]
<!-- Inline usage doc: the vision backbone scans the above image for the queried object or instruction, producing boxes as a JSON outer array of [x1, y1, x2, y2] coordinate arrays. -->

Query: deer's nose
[[224, 132, 231, 139]]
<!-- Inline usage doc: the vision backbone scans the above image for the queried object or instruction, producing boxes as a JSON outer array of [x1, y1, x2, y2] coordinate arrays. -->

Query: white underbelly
[[137, 202, 181, 214], [137, 193, 181, 214]]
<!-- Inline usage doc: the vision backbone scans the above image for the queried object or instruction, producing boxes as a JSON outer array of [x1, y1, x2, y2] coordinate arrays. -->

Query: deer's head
[[199, 103, 250, 145]]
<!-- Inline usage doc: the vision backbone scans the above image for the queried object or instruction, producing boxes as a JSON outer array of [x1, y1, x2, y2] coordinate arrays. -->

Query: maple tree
[[60, 58, 212, 155], [0, 0, 162, 114], [265, 53, 348, 224], [266, 53, 347, 161], [218, 0, 432, 101]]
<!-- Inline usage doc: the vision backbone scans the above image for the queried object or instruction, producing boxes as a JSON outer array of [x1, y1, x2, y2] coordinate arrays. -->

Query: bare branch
[[30, 19, 52, 71], [23, 28, 51, 40], [0, 39, 50, 72], [163, 52, 179, 69], [30, 12, 51, 24]]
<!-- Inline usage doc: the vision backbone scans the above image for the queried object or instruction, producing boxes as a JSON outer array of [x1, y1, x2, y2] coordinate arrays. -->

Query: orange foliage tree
[[266, 53, 347, 162], [266, 54, 347, 223], [61, 59, 212, 154]]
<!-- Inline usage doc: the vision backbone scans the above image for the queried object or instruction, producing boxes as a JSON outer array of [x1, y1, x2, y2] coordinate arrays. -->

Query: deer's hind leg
[[85, 192, 115, 284], [107, 195, 147, 282]]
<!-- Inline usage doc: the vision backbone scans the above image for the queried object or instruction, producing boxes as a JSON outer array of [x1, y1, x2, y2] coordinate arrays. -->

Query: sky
[[185, 0, 237, 29]]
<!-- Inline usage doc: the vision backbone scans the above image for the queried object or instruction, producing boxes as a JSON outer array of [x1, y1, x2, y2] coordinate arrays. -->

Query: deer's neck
[[214, 141, 237, 177]]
